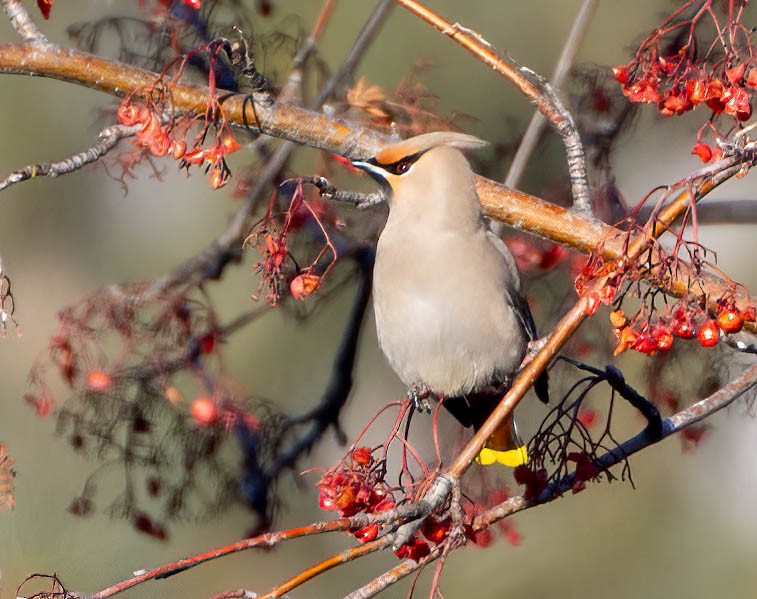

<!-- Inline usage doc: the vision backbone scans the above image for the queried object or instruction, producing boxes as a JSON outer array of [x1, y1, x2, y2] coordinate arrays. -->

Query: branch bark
[[0, 43, 753, 331]]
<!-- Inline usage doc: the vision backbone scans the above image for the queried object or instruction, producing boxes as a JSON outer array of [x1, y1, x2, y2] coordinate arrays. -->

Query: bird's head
[[351, 131, 488, 196]]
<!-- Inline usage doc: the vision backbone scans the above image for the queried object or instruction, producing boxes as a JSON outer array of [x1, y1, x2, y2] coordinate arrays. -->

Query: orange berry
[[691, 142, 713, 163], [717, 307, 743, 333], [164, 386, 182, 405], [654, 327, 674, 351], [86, 370, 113, 392], [290, 273, 321, 300], [190, 396, 218, 425], [609, 310, 627, 328], [220, 134, 241, 154]]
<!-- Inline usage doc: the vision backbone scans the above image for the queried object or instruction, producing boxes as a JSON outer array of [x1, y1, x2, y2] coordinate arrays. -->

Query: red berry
[[220, 134, 241, 154], [353, 524, 379, 543], [198, 332, 217, 354], [697, 320, 719, 347], [654, 327, 674, 351], [421, 517, 451, 544], [691, 142, 713, 163], [394, 537, 430, 561], [634, 330, 658, 354], [705, 79, 726, 113], [726, 63, 746, 84], [209, 167, 227, 190], [170, 139, 187, 160], [578, 408, 597, 428], [37, 0, 53, 19], [290, 273, 321, 300], [612, 65, 629, 85], [351, 447, 373, 466], [183, 148, 207, 165], [743, 306, 756, 322], [717, 308, 743, 333], [746, 68, 757, 89], [686, 78, 707, 104]]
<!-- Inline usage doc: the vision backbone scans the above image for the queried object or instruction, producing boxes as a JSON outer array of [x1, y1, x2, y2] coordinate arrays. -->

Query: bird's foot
[[407, 384, 433, 413], [523, 337, 548, 367]]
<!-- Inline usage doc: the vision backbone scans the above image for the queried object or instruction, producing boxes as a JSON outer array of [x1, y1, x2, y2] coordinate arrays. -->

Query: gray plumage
[[352, 132, 546, 457]]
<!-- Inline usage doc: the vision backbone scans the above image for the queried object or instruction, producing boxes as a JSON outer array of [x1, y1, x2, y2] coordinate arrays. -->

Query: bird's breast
[[373, 226, 527, 396]]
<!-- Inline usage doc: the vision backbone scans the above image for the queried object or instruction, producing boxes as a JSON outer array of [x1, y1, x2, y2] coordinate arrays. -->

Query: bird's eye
[[395, 159, 410, 174]]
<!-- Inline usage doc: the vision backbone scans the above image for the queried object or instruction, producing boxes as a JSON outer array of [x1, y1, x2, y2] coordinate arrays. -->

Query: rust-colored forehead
[[372, 132, 488, 165], [374, 140, 422, 165]]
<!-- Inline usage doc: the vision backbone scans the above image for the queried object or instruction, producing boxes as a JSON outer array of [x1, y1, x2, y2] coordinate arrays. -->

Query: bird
[[351, 131, 548, 466]]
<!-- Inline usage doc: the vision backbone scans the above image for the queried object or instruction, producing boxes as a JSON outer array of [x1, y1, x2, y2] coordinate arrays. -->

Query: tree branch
[[1, 42, 749, 330], [0, 0, 49, 47], [474, 362, 757, 529], [393, 0, 593, 214], [504, 0, 598, 189], [0, 123, 140, 192]]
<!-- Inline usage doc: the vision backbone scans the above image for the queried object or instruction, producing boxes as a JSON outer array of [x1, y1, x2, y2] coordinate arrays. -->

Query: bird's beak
[[350, 159, 390, 190]]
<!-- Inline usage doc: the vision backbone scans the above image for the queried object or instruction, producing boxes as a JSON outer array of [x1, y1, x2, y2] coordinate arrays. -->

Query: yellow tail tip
[[476, 445, 529, 467]]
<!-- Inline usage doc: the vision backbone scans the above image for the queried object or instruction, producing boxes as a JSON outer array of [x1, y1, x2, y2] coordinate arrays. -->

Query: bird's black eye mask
[[366, 150, 425, 176]]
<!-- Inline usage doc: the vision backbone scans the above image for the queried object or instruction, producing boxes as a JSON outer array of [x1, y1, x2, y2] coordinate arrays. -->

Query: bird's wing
[[486, 230, 537, 341], [487, 230, 549, 403]]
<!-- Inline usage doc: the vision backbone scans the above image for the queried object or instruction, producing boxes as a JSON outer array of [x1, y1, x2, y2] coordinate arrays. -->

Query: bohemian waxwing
[[352, 131, 548, 466]]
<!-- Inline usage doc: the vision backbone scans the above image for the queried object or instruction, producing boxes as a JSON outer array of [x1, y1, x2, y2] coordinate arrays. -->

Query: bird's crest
[[374, 132, 488, 165]]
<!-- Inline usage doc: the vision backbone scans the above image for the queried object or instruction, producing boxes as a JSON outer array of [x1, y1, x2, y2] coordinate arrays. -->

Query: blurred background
[[1, 1, 757, 597]]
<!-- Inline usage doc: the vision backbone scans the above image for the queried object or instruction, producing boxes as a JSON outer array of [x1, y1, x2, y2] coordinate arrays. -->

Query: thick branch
[[0, 43, 753, 329]]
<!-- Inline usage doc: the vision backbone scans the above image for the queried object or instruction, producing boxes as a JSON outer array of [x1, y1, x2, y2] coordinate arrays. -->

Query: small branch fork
[[393, 0, 593, 215], [0, 123, 142, 192]]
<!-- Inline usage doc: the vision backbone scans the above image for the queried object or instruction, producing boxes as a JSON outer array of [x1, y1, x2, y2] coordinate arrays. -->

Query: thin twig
[[343, 546, 443, 599], [393, 0, 592, 214], [320, 0, 395, 98], [504, 0, 598, 189], [0, 0, 49, 47], [89, 520, 355, 599], [0, 123, 140, 192], [474, 362, 757, 529]]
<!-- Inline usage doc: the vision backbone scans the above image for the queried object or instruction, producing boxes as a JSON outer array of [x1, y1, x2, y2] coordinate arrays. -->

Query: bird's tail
[[442, 393, 529, 467], [476, 413, 528, 467]]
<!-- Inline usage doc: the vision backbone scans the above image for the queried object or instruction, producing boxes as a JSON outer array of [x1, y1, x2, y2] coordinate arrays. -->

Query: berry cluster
[[116, 96, 240, 189], [614, 61, 755, 124], [610, 299, 752, 356], [612, 1, 757, 162], [574, 246, 754, 356], [317, 447, 397, 545], [246, 181, 338, 305]]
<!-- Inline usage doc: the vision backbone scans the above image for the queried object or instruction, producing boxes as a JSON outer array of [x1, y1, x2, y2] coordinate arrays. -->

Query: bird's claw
[[407, 385, 432, 413]]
